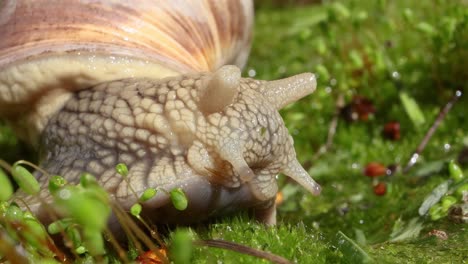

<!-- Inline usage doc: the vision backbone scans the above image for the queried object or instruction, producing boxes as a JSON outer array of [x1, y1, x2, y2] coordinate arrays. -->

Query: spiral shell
[[0, 0, 253, 144]]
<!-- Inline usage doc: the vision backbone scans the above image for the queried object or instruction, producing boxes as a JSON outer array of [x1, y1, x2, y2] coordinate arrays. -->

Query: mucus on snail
[[0, 0, 321, 226]]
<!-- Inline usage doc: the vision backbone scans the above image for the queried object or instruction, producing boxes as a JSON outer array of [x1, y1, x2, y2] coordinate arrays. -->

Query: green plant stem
[[403, 90, 462, 173], [196, 239, 292, 264]]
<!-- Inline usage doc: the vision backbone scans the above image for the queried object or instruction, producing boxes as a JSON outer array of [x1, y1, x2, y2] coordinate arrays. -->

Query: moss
[[187, 1, 468, 262], [240, 0, 467, 262], [192, 218, 340, 263]]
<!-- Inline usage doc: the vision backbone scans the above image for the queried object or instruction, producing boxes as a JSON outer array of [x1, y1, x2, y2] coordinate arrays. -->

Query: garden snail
[[0, 0, 321, 225]]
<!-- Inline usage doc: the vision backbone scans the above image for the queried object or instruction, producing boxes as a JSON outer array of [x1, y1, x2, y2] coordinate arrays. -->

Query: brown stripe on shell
[[0, 0, 253, 72], [207, 0, 249, 68], [0, 0, 253, 145]]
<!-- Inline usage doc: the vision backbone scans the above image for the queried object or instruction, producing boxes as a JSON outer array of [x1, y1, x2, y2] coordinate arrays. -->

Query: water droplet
[[330, 78, 337, 86], [248, 69, 256, 77], [359, 219, 364, 224], [444, 143, 451, 152], [409, 153, 419, 165], [313, 184, 322, 195], [455, 90, 462, 97], [391, 71, 400, 80], [351, 163, 359, 169], [312, 221, 320, 229], [58, 189, 71, 200], [325, 86, 332, 93]]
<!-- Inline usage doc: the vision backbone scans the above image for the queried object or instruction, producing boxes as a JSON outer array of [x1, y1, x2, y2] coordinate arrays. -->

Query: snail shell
[[0, 0, 253, 144]]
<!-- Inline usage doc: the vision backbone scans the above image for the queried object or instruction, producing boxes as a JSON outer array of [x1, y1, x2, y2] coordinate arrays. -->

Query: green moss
[[242, 0, 467, 262], [191, 2, 467, 262], [193, 218, 340, 263], [0, 121, 35, 164]]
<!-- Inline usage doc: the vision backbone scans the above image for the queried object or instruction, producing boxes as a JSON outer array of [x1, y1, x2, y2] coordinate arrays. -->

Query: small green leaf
[[82, 227, 105, 256], [448, 160, 464, 182], [22, 213, 55, 257], [374, 50, 386, 72], [34, 258, 61, 264], [413, 160, 445, 177], [0, 201, 9, 215], [329, 3, 350, 20], [418, 180, 449, 216], [314, 38, 327, 55], [455, 183, 468, 199], [75, 246, 87, 255], [5, 203, 23, 222], [315, 64, 330, 81], [389, 218, 423, 242], [169, 228, 196, 264], [66, 225, 83, 250], [429, 203, 445, 221], [47, 218, 74, 235], [22, 217, 49, 248], [80, 172, 98, 187], [335, 231, 372, 263], [354, 11, 368, 23], [11, 164, 40, 195], [354, 229, 367, 246], [440, 195, 457, 210], [441, 17, 457, 40], [416, 22, 437, 36], [0, 168, 13, 201], [170, 188, 188, 211], [403, 8, 414, 23], [390, 218, 405, 238], [399, 91, 425, 127], [349, 50, 364, 68]]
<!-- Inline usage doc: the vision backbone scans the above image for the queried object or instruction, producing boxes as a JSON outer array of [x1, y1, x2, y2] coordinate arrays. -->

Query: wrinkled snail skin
[[0, 0, 253, 145], [34, 66, 320, 225], [1, 0, 321, 225]]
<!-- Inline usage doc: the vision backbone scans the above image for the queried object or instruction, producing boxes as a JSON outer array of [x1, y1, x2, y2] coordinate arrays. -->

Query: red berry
[[137, 249, 167, 264], [364, 162, 387, 177], [353, 96, 375, 121], [340, 95, 376, 122], [373, 182, 387, 196], [383, 121, 401, 140]]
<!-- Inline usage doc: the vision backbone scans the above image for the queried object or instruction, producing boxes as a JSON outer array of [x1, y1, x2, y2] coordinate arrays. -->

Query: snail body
[[0, 0, 320, 225]]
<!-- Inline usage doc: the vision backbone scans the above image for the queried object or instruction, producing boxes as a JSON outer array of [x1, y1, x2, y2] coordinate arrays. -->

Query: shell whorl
[[0, 0, 253, 144]]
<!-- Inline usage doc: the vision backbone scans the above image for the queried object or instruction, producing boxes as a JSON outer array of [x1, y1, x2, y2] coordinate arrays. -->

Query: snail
[[0, 0, 321, 226]]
